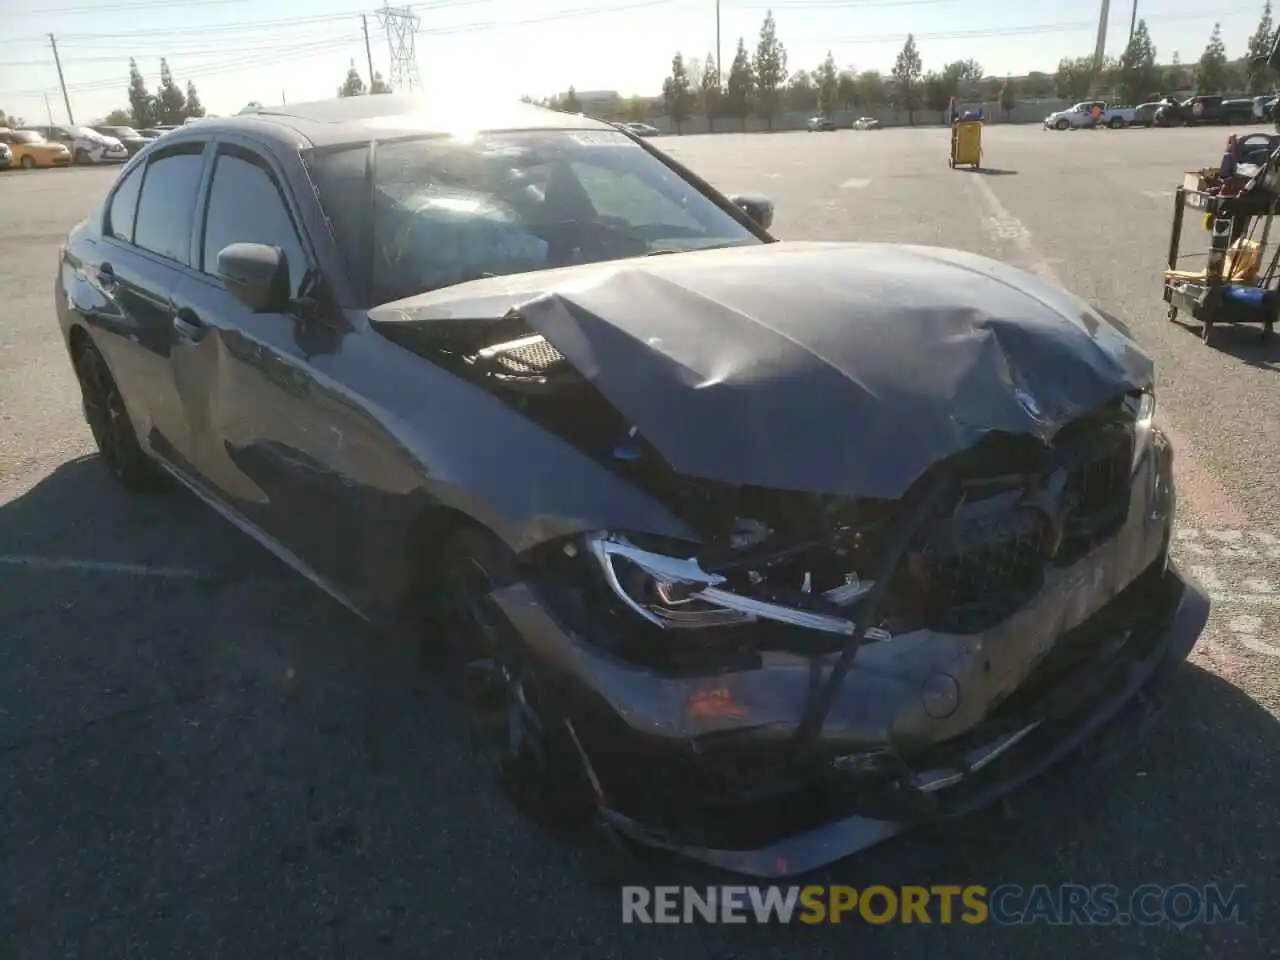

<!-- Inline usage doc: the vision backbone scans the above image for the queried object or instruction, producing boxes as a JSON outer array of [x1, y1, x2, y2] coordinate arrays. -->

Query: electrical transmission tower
[[378, 3, 422, 93]]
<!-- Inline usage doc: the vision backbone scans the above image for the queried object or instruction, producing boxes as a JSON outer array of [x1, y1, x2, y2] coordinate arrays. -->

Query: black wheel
[[438, 527, 595, 830], [74, 148, 90, 165], [1109, 117, 1124, 129], [72, 340, 165, 492], [1167, 305, 1179, 322], [20, 154, 36, 169]]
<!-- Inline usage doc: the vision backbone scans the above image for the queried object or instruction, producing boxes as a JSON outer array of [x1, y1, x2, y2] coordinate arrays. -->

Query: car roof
[[173, 93, 619, 151]]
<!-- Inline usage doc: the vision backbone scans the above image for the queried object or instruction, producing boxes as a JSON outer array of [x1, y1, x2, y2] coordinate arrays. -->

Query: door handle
[[96, 262, 117, 290], [173, 307, 207, 342]]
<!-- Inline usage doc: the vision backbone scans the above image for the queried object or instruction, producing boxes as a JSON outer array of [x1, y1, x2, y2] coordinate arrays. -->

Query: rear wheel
[[72, 339, 165, 492], [436, 527, 596, 830], [20, 154, 36, 169], [73, 148, 90, 165], [1108, 116, 1125, 129]]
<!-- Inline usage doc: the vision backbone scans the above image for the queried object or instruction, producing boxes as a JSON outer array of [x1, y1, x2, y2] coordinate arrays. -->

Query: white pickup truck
[[1043, 101, 1137, 130]]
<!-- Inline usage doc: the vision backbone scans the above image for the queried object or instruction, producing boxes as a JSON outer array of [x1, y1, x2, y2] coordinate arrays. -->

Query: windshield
[[14, 131, 44, 143], [98, 126, 138, 138], [309, 128, 762, 306]]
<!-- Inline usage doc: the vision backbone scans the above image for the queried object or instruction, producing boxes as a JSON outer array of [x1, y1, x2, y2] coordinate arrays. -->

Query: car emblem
[[1014, 388, 1044, 421]]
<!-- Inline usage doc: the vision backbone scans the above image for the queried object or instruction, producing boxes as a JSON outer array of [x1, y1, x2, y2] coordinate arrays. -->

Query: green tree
[[726, 36, 755, 131], [752, 10, 788, 128], [1196, 23, 1228, 94], [998, 76, 1017, 120], [837, 69, 857, 109], [923, 72, 951, 113], [891, 34, 923, 123], [785, 69, 814, 112], [1117, 19, 1159, 103], [1023, 71, 1054, 97], [155, 58, 187, 125], [563, 86, 582, 113], [814, 51, 839, 114], [626, 95, 649, 121], [699, 54, 722, 118], [1054, 55, 1095, 100], [1247, 1, 1276, 94], [855, 69, 886, 106], [370, 72, 392, 94], [1163, 51, 1187, 93], [184, 81, 205, 119], [944, 57, 983, 99], [662, 53, 695, 132], [127, 58, 155, 128], [338, 60, 366, 97]]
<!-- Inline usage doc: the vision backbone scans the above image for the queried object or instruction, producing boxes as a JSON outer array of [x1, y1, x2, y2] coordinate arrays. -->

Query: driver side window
[[569, 161, 703, 232], [201, 144, 310, 298]]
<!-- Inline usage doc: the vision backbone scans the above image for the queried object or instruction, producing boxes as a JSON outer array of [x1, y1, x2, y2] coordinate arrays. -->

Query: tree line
[[534, 3, 1280, 129], [337, 60, 392, 97], [102, 59, 206, 128], [1059, 3, 1277, 104]]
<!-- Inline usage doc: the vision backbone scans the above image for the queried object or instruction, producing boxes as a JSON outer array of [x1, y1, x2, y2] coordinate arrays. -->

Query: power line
[[4, 37, 360, 99], [8, 0, 249, 18], [0, 30, 363, 67]]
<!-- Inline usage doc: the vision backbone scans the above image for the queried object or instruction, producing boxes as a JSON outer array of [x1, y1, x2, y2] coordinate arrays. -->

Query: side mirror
[[216, 242, 290, 313], [729, 193, 775, 231]]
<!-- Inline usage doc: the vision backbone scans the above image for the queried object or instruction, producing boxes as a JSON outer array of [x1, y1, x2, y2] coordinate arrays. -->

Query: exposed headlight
[[1125, 388, 1156, 471], [586, 532, 876, 637]]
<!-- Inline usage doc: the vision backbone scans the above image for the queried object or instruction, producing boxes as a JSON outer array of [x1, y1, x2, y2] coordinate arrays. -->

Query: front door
[[169, 137, 381, 606]]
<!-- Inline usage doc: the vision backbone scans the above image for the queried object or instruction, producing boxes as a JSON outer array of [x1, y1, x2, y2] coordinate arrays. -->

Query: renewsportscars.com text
[[621, 884, 1250, 926]]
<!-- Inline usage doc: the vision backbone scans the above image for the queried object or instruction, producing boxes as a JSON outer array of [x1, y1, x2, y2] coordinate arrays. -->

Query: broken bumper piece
[[594, 560, 1208, 878]]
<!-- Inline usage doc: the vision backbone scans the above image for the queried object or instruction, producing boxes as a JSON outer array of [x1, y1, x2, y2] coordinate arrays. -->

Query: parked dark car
[[91, 124, 150, 156], [55, 94, 1208, 877], [1156, 94, 1257, 126], [806, 116, 837, 131]]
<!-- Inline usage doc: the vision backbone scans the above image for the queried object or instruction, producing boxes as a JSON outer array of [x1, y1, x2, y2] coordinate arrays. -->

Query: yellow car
[[0, 127, 72, 169]]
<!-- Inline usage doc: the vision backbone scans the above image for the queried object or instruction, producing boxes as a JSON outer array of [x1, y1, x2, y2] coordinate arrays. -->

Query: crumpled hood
[[378, 241, 1154, 500]]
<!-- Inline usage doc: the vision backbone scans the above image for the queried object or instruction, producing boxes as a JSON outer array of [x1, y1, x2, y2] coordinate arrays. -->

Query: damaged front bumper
[[488, 430, 1210, 878]]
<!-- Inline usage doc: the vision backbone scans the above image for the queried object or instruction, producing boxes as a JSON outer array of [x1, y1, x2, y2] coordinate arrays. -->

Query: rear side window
[[201, 145, 309, 298], [134, 142, 206, 264], [105, 163, 143, 242]]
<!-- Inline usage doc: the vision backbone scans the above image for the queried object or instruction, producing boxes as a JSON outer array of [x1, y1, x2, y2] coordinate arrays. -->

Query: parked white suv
[[27, 124, 128, 164]]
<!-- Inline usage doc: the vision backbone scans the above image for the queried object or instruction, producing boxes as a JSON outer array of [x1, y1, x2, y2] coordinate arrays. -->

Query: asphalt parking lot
[[2, 124, 1279, 957]]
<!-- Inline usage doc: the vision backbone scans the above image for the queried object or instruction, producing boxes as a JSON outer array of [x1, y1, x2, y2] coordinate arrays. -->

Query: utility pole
[[48, 33, 74, 124], [362, 14, 376, 86], [1092, 0, 1110, 75], [1128, 0, 1138, 45], [715, 0, 722, 88], [281, 89, 287, 105], [44, 93, 54, 125]]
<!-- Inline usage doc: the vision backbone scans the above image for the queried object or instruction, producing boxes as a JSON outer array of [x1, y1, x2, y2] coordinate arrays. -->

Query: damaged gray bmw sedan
[[57, 94, 1209, 878]]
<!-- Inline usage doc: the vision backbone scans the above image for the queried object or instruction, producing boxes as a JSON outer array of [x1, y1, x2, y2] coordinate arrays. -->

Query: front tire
[[437, 527, 596, 831], [20, 155, 36, 169], [72, 339, 165, 492], [1055, 119, 1070, 130], [74, 148, 90, 165]]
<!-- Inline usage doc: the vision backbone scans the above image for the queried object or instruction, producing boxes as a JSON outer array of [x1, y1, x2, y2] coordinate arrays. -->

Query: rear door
[[91, 139, 212, 469]]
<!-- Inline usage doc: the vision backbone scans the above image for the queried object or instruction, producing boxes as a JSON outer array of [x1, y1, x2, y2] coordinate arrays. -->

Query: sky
[[1, 0, 1274, 126]]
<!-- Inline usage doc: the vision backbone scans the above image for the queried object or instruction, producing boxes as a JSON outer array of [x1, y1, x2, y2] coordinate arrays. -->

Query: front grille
[[894, 408, 1137, 634], [903, 495, 1050, 634]]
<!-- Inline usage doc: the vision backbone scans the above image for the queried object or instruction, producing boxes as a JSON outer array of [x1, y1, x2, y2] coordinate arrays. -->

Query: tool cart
[[1163, 147, 1280, 345]]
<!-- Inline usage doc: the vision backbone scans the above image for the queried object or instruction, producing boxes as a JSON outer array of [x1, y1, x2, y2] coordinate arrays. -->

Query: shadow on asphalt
[[1169, 315, 1280, 369], [1, 456, 1277, 956]]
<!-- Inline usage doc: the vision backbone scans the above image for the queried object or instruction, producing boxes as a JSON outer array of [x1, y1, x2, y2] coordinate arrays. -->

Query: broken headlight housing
[[1124, 388, 1156, 471], [586, 532, 877, 636]]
